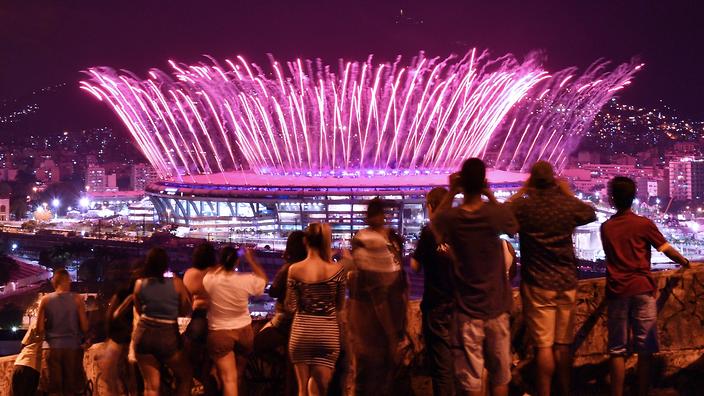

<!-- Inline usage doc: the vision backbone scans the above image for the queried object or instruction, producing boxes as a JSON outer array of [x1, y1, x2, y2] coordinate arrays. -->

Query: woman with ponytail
[[203, 246, 267, 396], [286, 223, 346, 396]]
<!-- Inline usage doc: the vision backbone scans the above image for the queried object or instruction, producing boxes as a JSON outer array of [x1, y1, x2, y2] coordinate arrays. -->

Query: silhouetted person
[[100, 259, 144, 396], [36, 268, 89, 396], [411, 187, 455, 396], [432, 158, 518, 396], [263, 231, 307, 395], [286, 223, 346, 396], [348, 198, 409, 395], [269, 230, 308, 333], [184, 242, 218, 395], [203, 246, 267, 396], [133, 248, 193, 396], [602, 177, 690, 396], [507, 161, 596, 396]]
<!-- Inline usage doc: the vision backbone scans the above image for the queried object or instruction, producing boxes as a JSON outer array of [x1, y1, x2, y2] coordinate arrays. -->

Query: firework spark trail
[[492, 59, 641, 172], [83, 51, 639, 180]]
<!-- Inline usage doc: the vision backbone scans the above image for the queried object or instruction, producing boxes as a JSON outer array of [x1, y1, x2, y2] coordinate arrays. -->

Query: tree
[[0, 255, 19, 284], [0, 303, 23, 329]]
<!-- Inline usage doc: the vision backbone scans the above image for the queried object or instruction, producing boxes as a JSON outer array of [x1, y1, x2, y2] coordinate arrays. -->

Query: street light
[[51, 198, 60, 219], [79, 197, 90, 209]]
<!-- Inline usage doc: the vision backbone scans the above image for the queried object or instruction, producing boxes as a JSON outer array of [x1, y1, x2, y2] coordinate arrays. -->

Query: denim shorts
[[452, 312, 512, 392], [607, 293, 659, 356], [133, 320, 183, 362]]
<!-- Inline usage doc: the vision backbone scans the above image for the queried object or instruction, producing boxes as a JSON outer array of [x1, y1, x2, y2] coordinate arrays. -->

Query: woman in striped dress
[[286, 223, 346, 396]]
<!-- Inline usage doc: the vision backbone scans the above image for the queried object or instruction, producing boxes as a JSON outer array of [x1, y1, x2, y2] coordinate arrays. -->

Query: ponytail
[[304, 223, 332, 262], [219, 246, 239, 271]]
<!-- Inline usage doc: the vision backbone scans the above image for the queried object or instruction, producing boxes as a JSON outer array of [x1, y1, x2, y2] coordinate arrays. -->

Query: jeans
[[607, 293, 659, 355], [422, 302, 455, 396]]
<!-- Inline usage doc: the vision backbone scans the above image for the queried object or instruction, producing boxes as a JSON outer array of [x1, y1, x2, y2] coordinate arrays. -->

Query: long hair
[[192, 242, 217, 270], [283, 231, 307, 264], [143, 248, 169, 279], [304, 223, 332, 262], [219, 245, 239, 271]]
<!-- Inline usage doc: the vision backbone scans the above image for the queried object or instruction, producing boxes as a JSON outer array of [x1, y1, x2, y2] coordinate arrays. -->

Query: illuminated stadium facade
[[146, 171, 526, 241], [83, 50, 639, 242]]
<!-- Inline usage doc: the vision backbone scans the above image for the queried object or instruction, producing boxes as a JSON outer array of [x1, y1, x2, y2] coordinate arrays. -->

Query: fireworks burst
[[81, 50, 638, 181]]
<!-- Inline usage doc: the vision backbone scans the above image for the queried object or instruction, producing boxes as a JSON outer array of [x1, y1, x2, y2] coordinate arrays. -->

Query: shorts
[[453, 312, 512, 392], [46, 348, 86, 395], [521, 284, 577, 347], [133, 319, 183, 362], [207, 325, 254, 360], [607, 293, 659, 356]]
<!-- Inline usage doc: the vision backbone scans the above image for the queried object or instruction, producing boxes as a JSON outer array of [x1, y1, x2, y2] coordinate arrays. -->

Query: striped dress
[[286, 268, 346, 368]]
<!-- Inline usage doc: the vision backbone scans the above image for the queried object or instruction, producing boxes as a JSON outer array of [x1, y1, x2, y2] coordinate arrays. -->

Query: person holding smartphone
[[431, 158, 518, 396]]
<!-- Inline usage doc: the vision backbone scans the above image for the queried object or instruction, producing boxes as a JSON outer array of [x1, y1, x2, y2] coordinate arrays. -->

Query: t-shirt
[[14, 327, 43, 371], [601, 210, 668, 297], [203, 267, 266, 330], [509, 187, 597, 291], [413, 225, 454, 310], [433, 203, 519, 319]]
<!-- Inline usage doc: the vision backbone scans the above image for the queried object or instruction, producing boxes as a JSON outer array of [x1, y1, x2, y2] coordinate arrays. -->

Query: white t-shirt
[[14, 327, 43, 370], [203, 267, 266, 330]]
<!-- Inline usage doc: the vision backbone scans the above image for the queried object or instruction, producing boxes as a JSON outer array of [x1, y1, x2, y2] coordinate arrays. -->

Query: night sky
[[2, 0, 704, 136]]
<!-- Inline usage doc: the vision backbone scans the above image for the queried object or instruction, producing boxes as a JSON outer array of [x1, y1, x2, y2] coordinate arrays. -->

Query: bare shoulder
[[287, 261, 304, 280], [133, 278, 143, 293], [183, 268, 197, 281], [330, 262, 344, 275]]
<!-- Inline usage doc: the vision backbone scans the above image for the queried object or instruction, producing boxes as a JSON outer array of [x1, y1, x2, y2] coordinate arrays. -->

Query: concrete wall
[[2, 266, 704, 395]]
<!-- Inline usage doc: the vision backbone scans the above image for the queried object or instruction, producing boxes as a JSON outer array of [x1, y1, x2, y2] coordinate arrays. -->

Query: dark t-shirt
[[433, 203, 519, 319], [413, 225, 454, 311], [601, 210, 668, 297], [510, 187, 597, 291]]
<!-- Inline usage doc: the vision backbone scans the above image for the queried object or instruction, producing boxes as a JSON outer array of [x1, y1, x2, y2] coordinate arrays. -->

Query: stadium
[[82, 50, 639, 242], [145, 171, 526, 242]]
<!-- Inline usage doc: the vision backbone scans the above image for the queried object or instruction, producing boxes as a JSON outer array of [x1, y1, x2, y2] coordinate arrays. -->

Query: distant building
[[0, 197, 9, 221], [668, 158, 704, 201], [85, 165, 117, 192], [647, 179, 669, 199], [130, 163, 159, 191], [0, 168, 18, 182], [36, 159, 60, 184], [107, 173, 118, 192]]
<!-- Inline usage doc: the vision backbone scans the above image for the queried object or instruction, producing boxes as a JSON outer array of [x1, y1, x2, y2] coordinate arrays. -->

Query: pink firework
[[81, 51, 637, 181]]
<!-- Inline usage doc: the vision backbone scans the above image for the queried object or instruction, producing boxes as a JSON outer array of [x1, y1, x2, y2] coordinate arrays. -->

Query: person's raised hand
[[244, 248, 256, 262], [449, 172, 462, 192]]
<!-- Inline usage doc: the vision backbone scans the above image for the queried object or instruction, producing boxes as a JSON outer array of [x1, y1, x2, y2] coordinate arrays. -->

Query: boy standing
[[602, 177, 690, 396], [11, 324, 43, 396]]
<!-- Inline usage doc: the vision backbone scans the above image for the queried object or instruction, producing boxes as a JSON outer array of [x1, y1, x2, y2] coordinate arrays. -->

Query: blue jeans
[[607, 293, 659, 355]]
